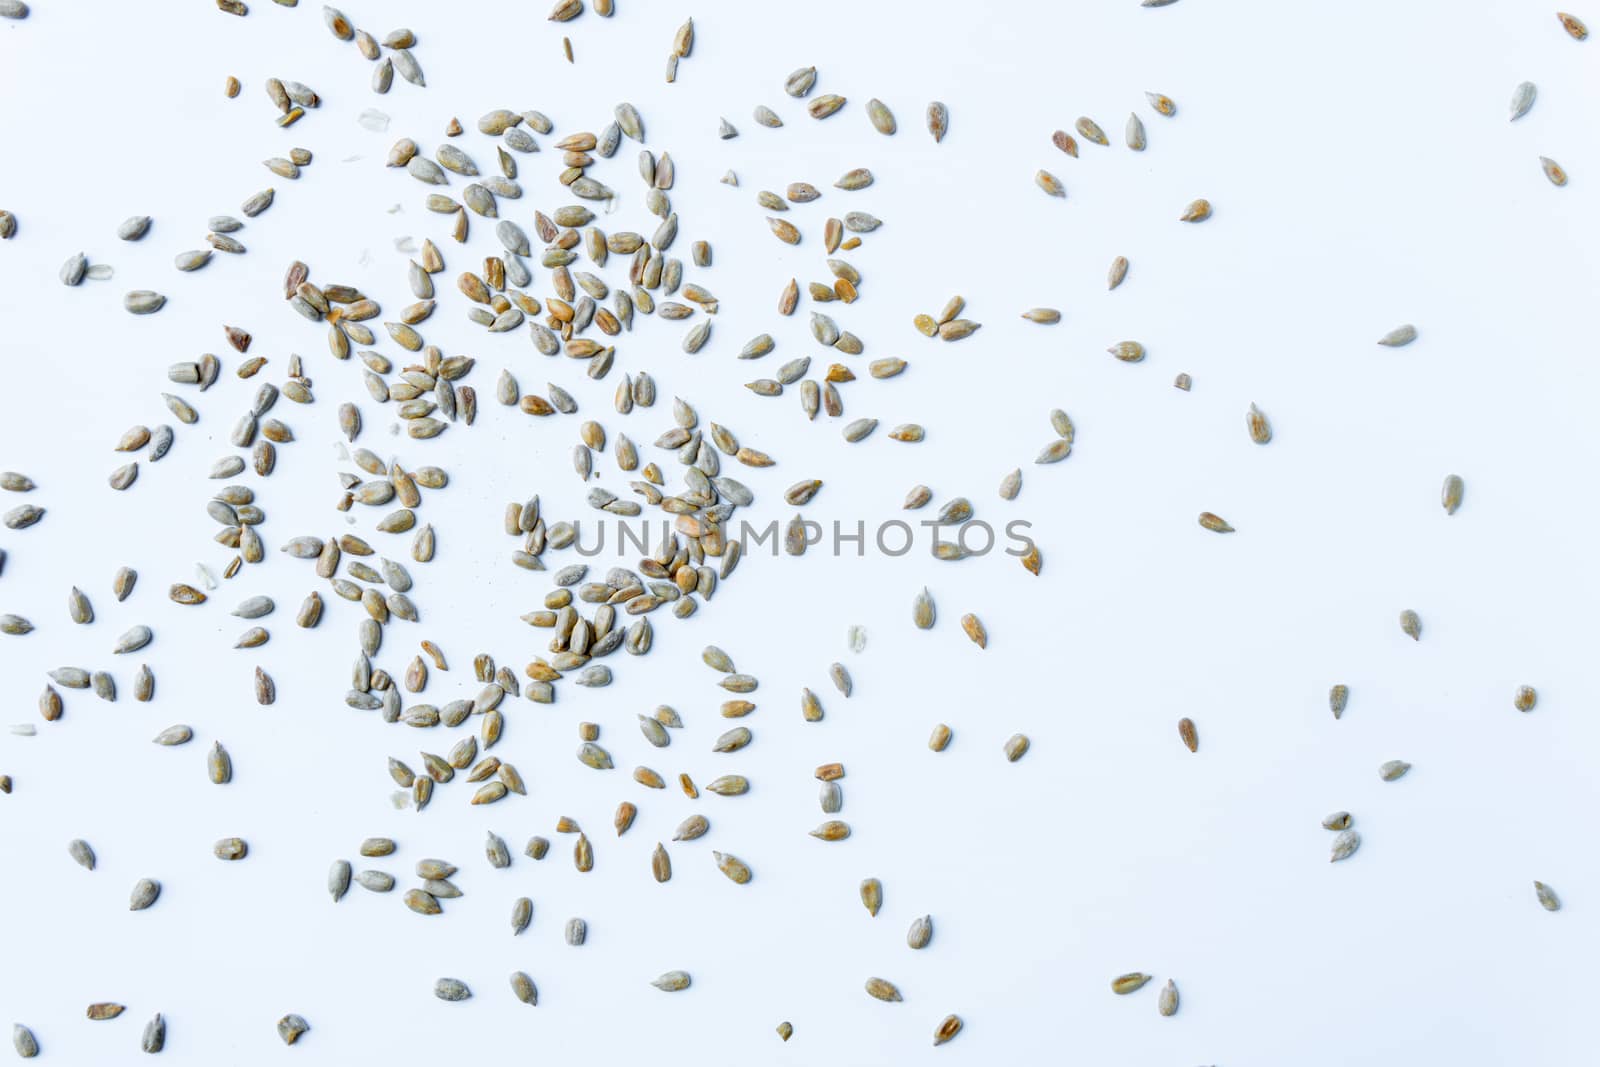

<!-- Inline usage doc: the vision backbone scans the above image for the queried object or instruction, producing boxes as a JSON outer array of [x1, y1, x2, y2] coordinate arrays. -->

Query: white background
[[3, 0, 1598, 1063]]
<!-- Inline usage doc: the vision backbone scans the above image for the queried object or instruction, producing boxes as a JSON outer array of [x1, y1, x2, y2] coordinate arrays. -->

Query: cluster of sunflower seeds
[[3, 1, 1588, 1060]]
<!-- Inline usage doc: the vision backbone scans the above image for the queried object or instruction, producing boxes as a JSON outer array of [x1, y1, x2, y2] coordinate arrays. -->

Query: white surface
[[2, 1, 1598, 1063]]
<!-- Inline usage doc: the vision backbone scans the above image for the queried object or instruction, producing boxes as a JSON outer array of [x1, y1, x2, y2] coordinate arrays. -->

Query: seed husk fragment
[[87, 1003, 126, 1021], [1379, 759, 1411, 781], [1329, 684, 1349, 720], [865, 978, 902, 1002], [778, 1021, 794, 1042], [1534, 881, 1562, 911], [912, 587, 935, 629], [1515, 685, 1537, 712], [907, 914, 932, 949], [1111, 973, 1151, 995], [1330, 829, 1361, 862], [926, 101, 948, 142], [277, 1015, 310, 1045], [933, 1014, 963, 1045], [1198, 512, 1234, 533], [1035, 170, 1066, 198], [1322, 811, 1352, 831], [1558, 11, 1588, 39], [929, 724, 952, 751]]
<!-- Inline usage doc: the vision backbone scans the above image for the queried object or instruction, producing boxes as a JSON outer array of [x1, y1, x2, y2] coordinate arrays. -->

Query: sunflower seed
[[1534, 881, 1562, 911], [1330, 829, 1361, 862], [1111, 973, 1151, 995], [1441, 474, 1464, 514], [1399, 610, 1421, 641], [865, 978, 902, 1002], [1178, 718, 1198, 752], [434, 978, 471, 1002], [1509, 81, 1537, 120], [1557, 11, 1588, 39], [907, 914, 932, 949], [1198, 512, 1234, 533], [652, 971, 691, 992], [1379, 759, 1411, 782], [1378, 324, 1417, 347], [129, 877, 161, 910], [1157, 980, 1179, 1016], [1329, 684, 1348, 719], [1003, 733, 1030, 762]]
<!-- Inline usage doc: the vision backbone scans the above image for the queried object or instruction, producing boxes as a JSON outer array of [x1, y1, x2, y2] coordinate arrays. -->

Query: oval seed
[[1399, 609, 1422, 641], [1441, 474, 1464, 515], [865, 977, 902, 1002], [713, 850, 752, 884], [1534, 881, 1562, 912], [1178, 718, 1198, 752], [1111, 973, 1151, 995], [1330, 829, 1361, 862], [1158, 979, 1179, 1016], [1379, 759, 1412, 781], [652, 971, 691, 992], [129, 877, 161, 910], [1515, 685, 1537, 712], [1003, 733, 1030, 762]]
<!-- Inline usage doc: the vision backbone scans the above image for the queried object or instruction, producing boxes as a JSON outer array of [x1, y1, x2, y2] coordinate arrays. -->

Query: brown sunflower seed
[[865, 978, 902, 1002]]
